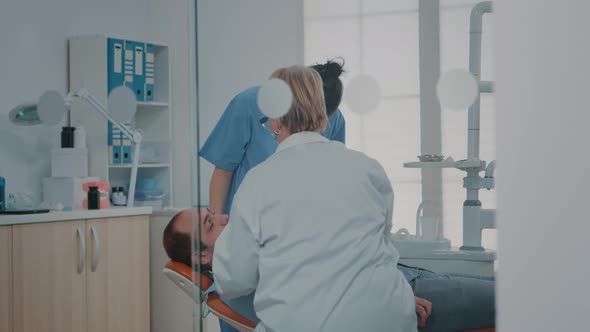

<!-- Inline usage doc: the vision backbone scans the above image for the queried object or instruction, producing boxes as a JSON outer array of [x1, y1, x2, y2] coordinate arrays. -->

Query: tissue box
[[51, 148, 88, 177], [43, 176, 99, 210]]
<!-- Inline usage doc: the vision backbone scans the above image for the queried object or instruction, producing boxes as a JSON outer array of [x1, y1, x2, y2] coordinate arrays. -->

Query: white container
[[419, 216, 440, 241], [139, 140, 169, 164], [51, 148, 88, 177], [135, 198, 164, 211], [74, 126, 86, 148], [42, 176, 100, 210]]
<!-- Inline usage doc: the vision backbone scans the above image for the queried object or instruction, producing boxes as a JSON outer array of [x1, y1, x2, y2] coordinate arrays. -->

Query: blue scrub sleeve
[[330, 111, 346, 144], [200, 96, 252, 171]]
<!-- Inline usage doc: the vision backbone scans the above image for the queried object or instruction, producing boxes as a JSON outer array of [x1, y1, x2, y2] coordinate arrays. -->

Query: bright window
[[304, 0, 496, 249]]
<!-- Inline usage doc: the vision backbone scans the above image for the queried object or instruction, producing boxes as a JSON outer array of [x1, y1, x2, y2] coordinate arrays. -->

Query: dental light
[[8, 86, 142, 207]]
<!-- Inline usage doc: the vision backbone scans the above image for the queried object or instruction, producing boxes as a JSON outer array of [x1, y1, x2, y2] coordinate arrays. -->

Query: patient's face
[[175, 208, 227, 253]]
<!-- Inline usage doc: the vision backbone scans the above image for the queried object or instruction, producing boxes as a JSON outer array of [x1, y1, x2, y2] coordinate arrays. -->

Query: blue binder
[[122, 123, 133, 164], [124, 40, 135, 94], [107, 38, 125, 94], [107, 122, 113, 146], [111, 125, 122, 164], [145, 43, 155, 101], [131, 41, 146, 101], [113, 146, 122, 164], [122, 146, 132, 163], [107, 39, 125, 147]]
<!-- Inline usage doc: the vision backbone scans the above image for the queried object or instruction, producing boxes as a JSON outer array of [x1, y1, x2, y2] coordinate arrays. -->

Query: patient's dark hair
[[162, 210, 211, 271], [163, 211, 192, 267], [311, 58, 345, 117]]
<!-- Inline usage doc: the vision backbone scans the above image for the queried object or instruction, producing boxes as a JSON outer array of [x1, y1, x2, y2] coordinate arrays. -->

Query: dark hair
[[163, 211, 211, 271], [311, 58, 345, 116]]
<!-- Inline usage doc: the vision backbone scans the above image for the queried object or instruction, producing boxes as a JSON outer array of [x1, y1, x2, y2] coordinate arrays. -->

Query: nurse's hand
[[415, 296, 432, 327]]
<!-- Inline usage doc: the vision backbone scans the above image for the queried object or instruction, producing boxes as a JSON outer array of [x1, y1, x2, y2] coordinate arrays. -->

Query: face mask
[[260, 117, 280, 141]]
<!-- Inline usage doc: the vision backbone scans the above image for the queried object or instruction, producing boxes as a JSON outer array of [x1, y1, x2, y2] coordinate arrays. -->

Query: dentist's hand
[[415, 296, 432, 327], [206, 208, 229, 227], [209, 214, 229, 226]]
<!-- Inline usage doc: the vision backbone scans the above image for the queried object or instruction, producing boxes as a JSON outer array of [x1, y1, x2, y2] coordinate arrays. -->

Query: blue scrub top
[[200, 86, 346, 214]]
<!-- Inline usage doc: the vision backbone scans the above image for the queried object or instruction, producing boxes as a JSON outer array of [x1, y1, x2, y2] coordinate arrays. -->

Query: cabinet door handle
[[77, 227, 85, 274], [91, 225, 101, 272]]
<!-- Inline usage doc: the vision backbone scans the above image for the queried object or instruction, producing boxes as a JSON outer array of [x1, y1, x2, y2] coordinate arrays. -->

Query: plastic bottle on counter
[[88, 186, 100, 210]]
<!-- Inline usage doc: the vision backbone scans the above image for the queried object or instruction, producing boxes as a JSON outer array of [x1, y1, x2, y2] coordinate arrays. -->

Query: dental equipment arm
[[67, 88, 143, 207], [460, 1, 495, 251]]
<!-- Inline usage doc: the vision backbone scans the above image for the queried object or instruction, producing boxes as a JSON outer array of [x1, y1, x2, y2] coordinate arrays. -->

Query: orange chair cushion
[[165, 260, 257, 329], [165, 260, 214, 291]]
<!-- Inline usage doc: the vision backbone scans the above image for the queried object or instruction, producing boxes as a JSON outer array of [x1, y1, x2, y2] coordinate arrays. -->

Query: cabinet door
[[12, 221, 87, 332], [0, 226, 12, 332], [87, 216, 150, 332]]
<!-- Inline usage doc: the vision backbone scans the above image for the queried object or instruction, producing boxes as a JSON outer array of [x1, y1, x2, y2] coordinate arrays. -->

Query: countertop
[[0, 207, 153, 226]]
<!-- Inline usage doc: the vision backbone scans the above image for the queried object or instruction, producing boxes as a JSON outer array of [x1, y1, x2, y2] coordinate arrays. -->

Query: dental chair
[[163, 261, 495, 332], [163, 261, 257, 332]]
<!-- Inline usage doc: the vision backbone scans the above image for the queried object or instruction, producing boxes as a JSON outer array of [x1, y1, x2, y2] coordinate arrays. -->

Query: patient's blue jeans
[[410, 269, 496, 332], [219, 320, 239, 332], [218, 267, 495, 332]]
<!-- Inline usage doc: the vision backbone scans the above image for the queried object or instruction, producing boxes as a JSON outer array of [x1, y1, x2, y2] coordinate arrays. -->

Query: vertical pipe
[[468, 1, 493, 160], [418, 0, 443, 229], [462, 1, 493, 251], [194, 1, 204, 331]]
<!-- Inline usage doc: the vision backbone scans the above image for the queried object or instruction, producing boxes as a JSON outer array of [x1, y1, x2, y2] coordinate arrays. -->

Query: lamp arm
[[68, 88, 144, 208], [127, 137, 142, 207], [69, 88, 137, 143]]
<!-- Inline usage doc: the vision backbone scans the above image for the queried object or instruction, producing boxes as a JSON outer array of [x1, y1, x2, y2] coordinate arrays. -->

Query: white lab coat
[[213, 132, 417, 332]]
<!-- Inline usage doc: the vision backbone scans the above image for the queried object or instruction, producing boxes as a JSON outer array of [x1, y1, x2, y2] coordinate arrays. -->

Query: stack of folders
[[107, 37, 156, 164], [108, 123, 133, 165]]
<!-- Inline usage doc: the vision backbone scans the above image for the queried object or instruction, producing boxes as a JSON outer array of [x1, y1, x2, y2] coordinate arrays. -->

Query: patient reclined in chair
[[163, 261, 495, 332], [163, 208, 496, 332]]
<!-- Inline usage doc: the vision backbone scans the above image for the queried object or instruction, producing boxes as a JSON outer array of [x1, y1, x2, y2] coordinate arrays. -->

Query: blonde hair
[[271, 66, 328, 134]]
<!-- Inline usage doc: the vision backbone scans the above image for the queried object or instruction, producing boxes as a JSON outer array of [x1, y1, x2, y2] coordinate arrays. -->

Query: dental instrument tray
[[417, 154, 444, 162], [404, 158, 485, 170]]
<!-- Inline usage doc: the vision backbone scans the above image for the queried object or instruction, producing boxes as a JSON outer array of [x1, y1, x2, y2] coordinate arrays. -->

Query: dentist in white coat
[[213, 66, 417, 332]]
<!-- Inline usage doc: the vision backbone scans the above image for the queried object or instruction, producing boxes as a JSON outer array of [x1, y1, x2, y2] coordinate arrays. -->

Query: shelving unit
[[109, 163, 171, 169], [68, 34, 173, 209], [137, 101, 169, 108]]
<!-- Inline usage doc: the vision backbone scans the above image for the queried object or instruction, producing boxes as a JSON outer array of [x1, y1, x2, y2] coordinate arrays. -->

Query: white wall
[[496, 1, 590, 331], [196, 0, 304, 205], [0, 0, 148, 203]]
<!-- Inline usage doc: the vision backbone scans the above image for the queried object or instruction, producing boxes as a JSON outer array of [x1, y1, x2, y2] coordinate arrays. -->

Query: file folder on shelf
[[107, 38, 125, 94], [145, 43, 155, 102], [131, 41, 146, 101], [122, 123, 133, 164], [124, 40, 135, 94], [111, 124, 122, 164]]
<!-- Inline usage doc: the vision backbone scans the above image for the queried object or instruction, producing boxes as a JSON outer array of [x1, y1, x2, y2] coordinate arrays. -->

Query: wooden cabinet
[[6, 215, 150, 332], [12, 221, 87, 332], [0, 226, 12, 332], [87, 216, 150, 332]]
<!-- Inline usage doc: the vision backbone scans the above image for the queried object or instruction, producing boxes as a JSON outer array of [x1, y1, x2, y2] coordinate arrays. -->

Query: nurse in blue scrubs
[[200, 59, 346, 216], [199, 59, 346, 332]]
